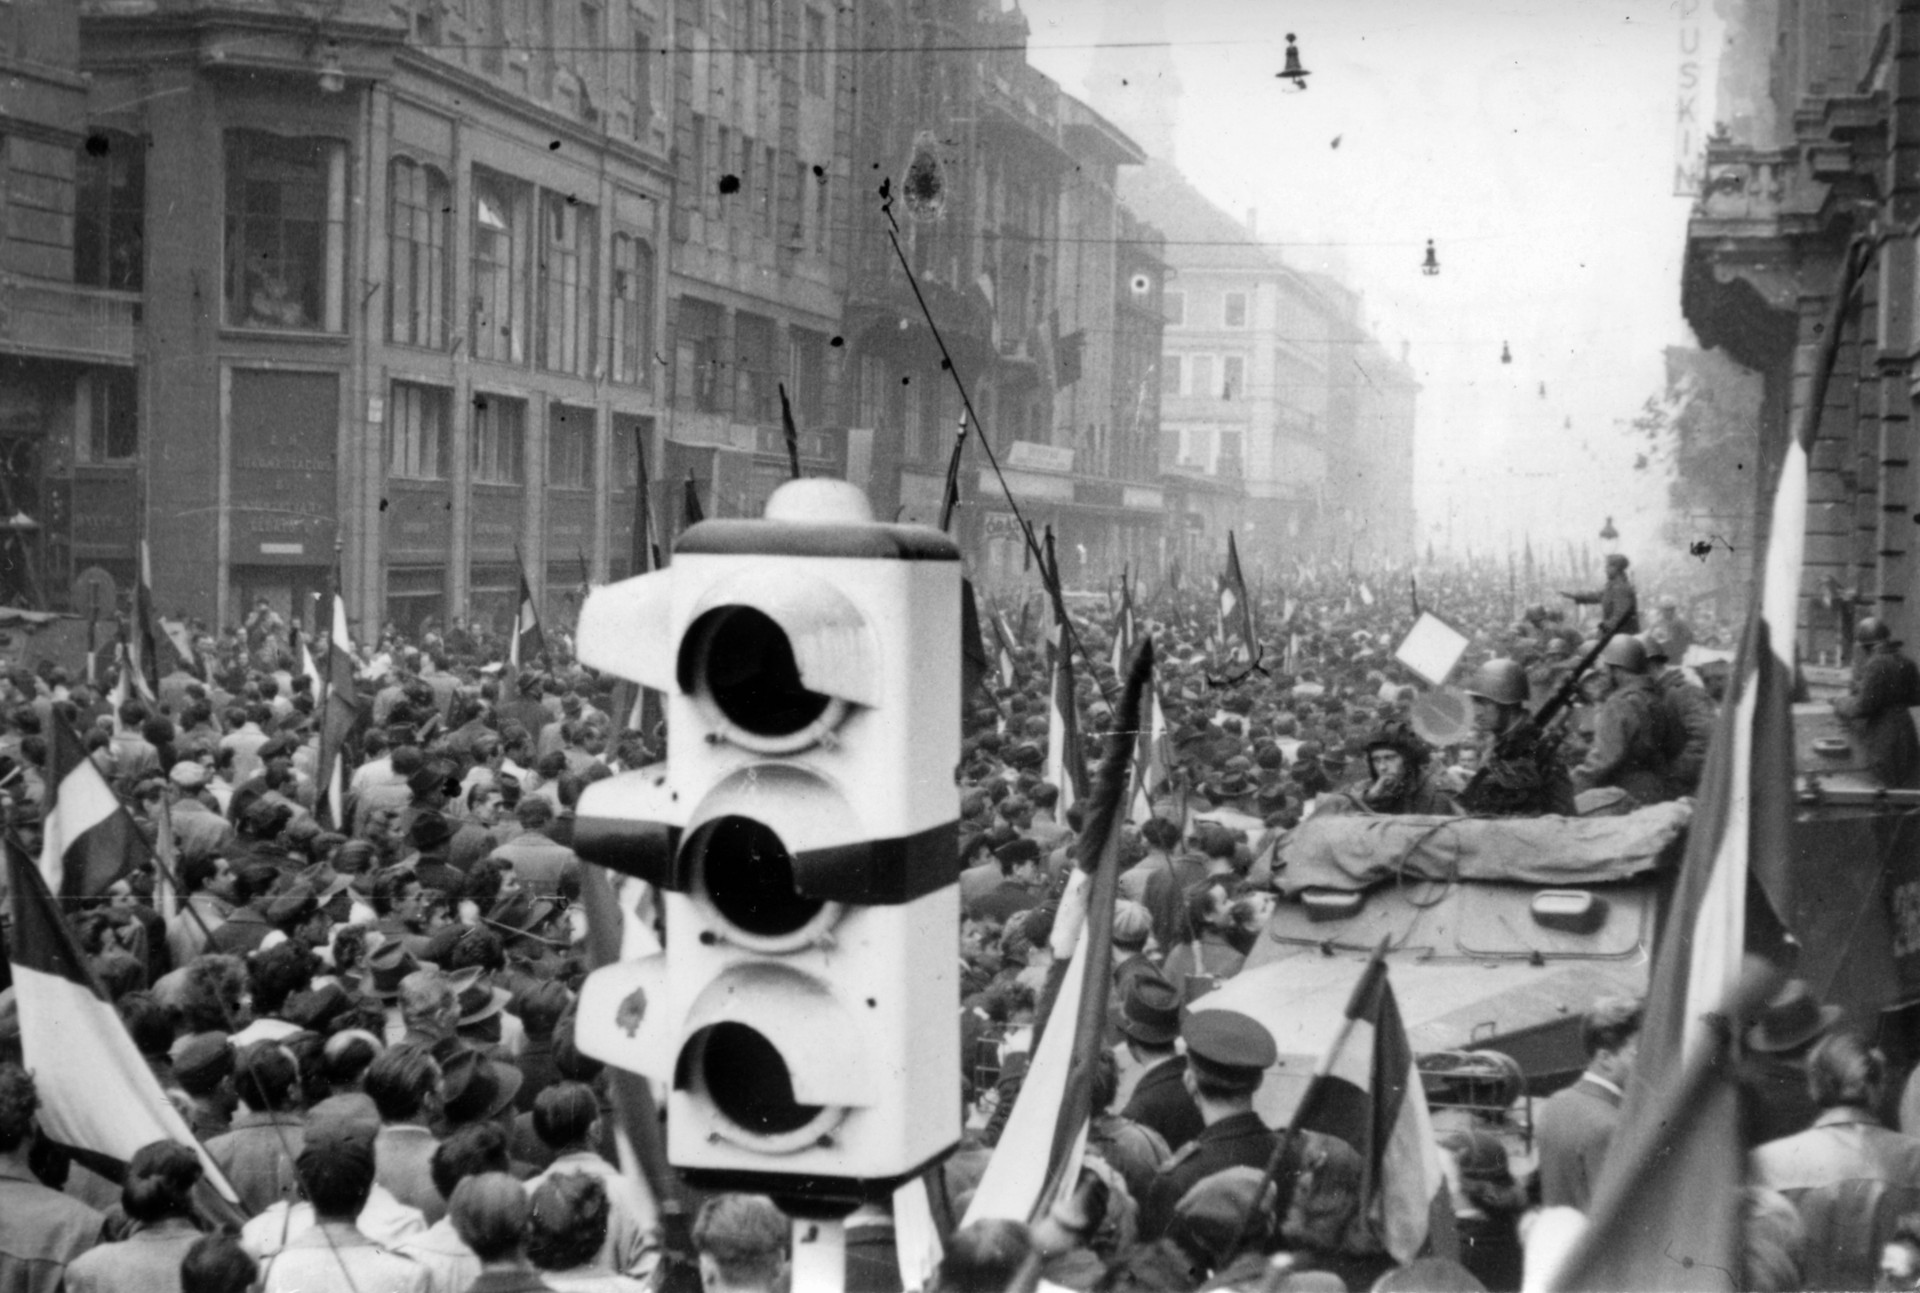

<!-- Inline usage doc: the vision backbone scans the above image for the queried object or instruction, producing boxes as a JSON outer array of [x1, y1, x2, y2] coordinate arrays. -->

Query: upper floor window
[[388, 158, 451, 349], [75, 369, 138, 463], [224, 130, 346, 331], [549, 403, 593, 488], [1224, 292, 1248, 328], [471, 169, 529, 364], [74, 131, 144, 292], [676, 298, 726, 413], [1222, 355, 1245, 400], [611, 232, 655, 387], [1163, 291, 1185, 327], [804, 8, 827, 94], [1160, 356, 1183, 397], [536, 191, 596, 375]]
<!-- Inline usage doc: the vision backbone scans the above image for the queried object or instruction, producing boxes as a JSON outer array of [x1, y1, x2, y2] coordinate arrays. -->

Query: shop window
[[675, 298, 725, 413], [471, 392, 526, 483], [75, 368, 138, 463], [734, 312, 778, 423], [549, 403, 593, 488], [74, 130, 144, 292], [224, 130, 347, 331], [388, 158, 451, 349], [389, 382, 452, 480]]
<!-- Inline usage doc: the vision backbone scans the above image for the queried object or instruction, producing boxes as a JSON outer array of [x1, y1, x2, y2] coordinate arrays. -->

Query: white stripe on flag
[[13, 963, 239, 1201], [963, 925, 1090, 1226], [1380, 1050, 1448, 1262], [40, 761, 123, 895]]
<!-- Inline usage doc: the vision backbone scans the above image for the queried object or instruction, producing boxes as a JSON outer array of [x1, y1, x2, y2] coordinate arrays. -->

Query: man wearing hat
[[1139, 1009, 1280, 1239], [1117, 975, 1203, 1155], [172, 1032, 239, 1139], [168, 760, 234, 862], [1739, 979, 1841, 1149], [1110, 901, 1157, 1008]]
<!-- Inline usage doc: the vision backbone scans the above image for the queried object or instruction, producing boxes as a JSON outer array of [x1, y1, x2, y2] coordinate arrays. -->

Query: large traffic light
[[572, 479, 962, 1202]]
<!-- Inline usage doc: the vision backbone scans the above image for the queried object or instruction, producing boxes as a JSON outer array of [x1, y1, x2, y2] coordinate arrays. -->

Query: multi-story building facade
[[657, 0, 851, 535], [0, 0, 143, 612], [1682, 0, 1920, 652], [78, 0, 675, 635]]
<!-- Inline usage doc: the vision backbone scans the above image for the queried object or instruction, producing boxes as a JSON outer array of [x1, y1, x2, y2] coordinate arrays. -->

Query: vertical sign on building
[[1673, 0, 1719, 197]]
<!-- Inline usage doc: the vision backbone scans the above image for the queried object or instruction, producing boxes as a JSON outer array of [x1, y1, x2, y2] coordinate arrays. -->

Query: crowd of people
[[0, 549, 1908, 1292]]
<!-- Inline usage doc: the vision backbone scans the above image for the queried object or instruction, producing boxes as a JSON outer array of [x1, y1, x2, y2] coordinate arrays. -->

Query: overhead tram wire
[[875, 192, 1120, 715]]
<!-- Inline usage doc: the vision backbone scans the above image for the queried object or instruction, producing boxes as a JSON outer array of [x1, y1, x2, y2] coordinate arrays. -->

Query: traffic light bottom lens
[[695, 816, 826, 939], [691, 1021, 827, 1139]]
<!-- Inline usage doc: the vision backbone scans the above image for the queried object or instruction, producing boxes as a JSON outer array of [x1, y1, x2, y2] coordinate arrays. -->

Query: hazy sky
[[1019, 0, 1714, 569]]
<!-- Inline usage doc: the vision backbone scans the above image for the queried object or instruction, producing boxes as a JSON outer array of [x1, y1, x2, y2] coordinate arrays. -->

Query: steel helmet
[[1858, 616, 1892, 645], [1599, 635, 1648, 673], [1463, 658, 1529, 706]]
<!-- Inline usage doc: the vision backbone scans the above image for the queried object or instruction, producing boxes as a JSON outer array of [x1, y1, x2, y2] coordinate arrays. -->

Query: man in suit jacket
[[1536, 995, 1642, 1211], [1117, 975, 1203, 1154]]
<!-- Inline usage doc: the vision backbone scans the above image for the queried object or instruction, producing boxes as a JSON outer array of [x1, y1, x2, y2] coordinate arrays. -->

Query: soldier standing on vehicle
[[1644, 635, 1715, 797], [1570, 636, 1678, 807], [1561, 553, 1641, 635], [1456, 658, 1576, 817], [1834, 617, 1920, 789]]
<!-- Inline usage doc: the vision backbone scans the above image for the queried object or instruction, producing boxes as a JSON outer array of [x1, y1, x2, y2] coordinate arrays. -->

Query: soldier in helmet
[[1561, 553, 1641, 635], [1834, 616, 1920, 788], [1644, 634, 1715, 796], [1457, 658, 1576, 816], [1571, 636, 1679, 807]]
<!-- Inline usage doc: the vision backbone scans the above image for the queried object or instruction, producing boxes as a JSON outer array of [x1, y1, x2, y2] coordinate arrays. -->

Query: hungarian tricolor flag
[[1045, 621, 1079, 814], [1129, 686, 1170, 825], [510, 559, 547, 670], [1548, 233, 1843, 1293], [7, 842, 241, 1210], [964, 642, 1151, 1229], [315, 592, 360, 830], [123, 541, 161, 703], [39, 712, 152, 900], [1110, 568, 1137, 677], [1293, 955, 1454, 1264], [1217, 531, 1256, 661]]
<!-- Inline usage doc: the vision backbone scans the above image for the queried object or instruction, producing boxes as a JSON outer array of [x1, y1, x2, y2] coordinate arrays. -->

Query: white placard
[[1394, 611, 1470, 687]]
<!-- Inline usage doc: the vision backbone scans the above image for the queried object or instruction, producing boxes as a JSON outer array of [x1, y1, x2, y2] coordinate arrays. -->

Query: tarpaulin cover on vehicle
[[1275, 801, 1693, 895]]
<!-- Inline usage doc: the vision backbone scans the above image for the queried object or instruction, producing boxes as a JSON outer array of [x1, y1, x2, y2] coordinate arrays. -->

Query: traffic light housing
[[571, 479, 962, 1202]]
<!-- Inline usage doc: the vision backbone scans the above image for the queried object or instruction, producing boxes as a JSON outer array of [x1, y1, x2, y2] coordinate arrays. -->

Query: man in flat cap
[[1140, 1008, 1279, 1239]]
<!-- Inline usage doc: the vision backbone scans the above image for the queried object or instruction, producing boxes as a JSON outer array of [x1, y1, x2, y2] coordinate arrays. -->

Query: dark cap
[[993, 837, 1042, 867], [408, 760, 461, 800], [1183, 1009, 1277, 1090], [170, 1032, 234, 1093], [438, 1045, 523, 1125], [1115, 974, 1181, 1047], [1171, 1166, 1278, 1267], [409, 812, 454, 851], [266, 881, 318, 928], [1746, 978, 1843, 1054], [364, 942, 420, 1000]]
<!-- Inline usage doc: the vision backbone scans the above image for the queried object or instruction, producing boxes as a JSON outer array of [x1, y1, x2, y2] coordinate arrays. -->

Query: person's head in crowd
[[517, 796, 556, 834], [1168, 1166, 1277, 1275], [250, 941, 316, 1019], [450, 1172, 532, 1266], [526, 1171, 612, 1274], [179, 955, 249, 1033], [693, 1193, 790, 1293], [931, 1219, 1034, 1293], [179, 1233, 258, 1293], [230, 861, 279, 912], [120, 992, 175, 1060], [372, 868, 425, 925], [295, 1133, 377, 1223], [517, 981, 571, 1043], [322, 1030, 384, 1093], [430, 1121, 512, 1203], [531, 1081, 599, 1154], [398, 969, 460, 1041], [233, 1041, 302, 1114], [0, 1064, 39, 1162], [1141, 816, 1182, 854], [123, 1139, 203, 1224], [364, 1042, 442, 1126], [1282, 1131, 1370, 1257], [1808, 1029, 1887, 1111], [1582, 995, 1644, 1088]]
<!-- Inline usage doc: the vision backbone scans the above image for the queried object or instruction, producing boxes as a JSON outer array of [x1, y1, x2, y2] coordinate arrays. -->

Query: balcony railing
[[0, 277, 140, 363]]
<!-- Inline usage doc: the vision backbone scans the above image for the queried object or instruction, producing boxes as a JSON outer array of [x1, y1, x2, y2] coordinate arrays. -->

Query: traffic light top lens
[[688, 606, 840, 747]]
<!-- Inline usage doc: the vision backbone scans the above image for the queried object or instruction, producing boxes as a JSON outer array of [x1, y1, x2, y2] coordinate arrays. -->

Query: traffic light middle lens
[[702, 607, 832, 738], [696, 816, 825, 938], [698, 1021, 826, 1137]]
